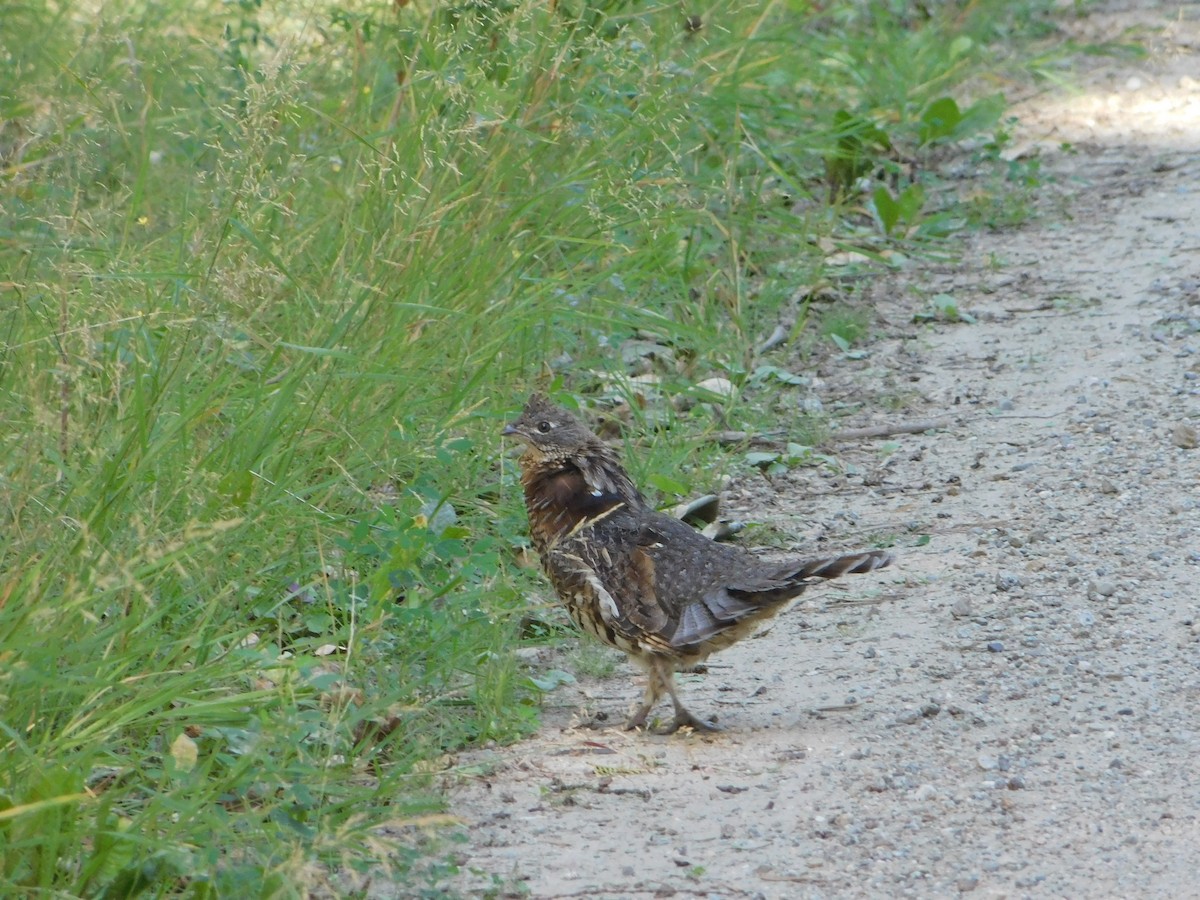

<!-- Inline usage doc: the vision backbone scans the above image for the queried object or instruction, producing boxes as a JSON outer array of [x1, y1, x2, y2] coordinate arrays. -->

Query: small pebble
[[986, 641, 1005, 653], [913, 784, 938, 801], [1173, 423, 1198, 449], [995, 573, 1021, 592]]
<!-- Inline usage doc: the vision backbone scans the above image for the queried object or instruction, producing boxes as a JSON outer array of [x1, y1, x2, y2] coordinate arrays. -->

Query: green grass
[[2, 0, 1065, 893]]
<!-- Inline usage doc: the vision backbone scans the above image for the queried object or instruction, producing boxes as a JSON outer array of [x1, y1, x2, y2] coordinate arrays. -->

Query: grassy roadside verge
[[2, 0, 1065, 893]]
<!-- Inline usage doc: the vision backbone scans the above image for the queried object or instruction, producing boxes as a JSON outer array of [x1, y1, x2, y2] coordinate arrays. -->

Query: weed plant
[[1, 0, 1062, 892]]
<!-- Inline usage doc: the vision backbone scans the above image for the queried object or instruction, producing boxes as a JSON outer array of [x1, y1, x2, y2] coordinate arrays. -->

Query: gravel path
[[439, 5, 1200, 897]]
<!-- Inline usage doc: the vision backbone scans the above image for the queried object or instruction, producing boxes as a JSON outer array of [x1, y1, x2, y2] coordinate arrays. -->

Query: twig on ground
[[549, 778, 652, 801], [711, 431, 787, 449], [711, 417, 953, 450], [825, 417, 954, 442]]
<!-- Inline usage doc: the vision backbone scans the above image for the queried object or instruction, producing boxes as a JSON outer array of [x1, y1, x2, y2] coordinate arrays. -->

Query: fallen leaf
[[170, 733, 198, 773]]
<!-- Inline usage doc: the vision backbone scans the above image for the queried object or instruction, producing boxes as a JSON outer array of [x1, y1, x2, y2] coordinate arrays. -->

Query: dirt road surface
[[440, 4, 1200, 897]]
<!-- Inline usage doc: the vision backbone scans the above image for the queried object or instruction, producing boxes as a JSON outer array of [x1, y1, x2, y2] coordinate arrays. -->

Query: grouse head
[[503, 392, 608, 461]]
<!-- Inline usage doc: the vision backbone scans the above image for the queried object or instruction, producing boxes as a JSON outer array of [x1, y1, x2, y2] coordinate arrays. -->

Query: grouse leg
[[626, 657, 721, 734], [663, 667, 721, 734], [624, 660, 666, 731]]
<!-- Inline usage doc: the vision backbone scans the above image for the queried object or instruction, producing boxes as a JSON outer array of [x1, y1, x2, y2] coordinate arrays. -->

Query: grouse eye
[[536, 420, 554, 434]]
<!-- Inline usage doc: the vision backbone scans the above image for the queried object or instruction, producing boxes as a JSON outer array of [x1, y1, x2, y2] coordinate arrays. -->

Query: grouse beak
[[501, 422, 523, 438]]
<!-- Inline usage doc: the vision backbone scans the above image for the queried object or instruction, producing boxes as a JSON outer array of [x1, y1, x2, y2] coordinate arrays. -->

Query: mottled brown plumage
[[504, 393, 893, 733]]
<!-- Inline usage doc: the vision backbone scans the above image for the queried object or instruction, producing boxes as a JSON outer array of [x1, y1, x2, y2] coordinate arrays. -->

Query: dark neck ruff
[[521, 457, 627, 551]]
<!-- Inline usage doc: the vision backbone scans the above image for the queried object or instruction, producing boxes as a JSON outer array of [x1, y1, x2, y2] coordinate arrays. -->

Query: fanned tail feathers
[[788, 549, 894, 582]]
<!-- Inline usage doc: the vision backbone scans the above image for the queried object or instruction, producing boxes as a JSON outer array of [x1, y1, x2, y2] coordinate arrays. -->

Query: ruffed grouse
[[504, 393, 893, 733]]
